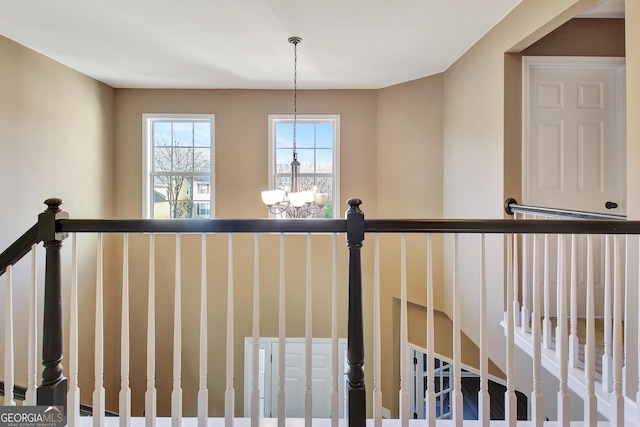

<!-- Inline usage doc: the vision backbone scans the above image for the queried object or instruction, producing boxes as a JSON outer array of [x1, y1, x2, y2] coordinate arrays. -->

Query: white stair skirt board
[[509, 320, 636, 422]]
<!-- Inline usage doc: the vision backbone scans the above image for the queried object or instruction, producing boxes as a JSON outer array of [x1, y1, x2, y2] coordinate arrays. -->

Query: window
[[143, 114, 214, 218], [268, 115, 340, 218]]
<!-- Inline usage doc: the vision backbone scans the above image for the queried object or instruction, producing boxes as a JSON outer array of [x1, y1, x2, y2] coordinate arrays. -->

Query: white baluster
[[120, 234, 131, 427], [4, 264, 15, 406], [556, 235, 561, 358], [425, 234, 436, 427], [602, 235, 613, 392], [94, 234, 105, 427], [557, 235, 570, 427], [146, 234, 157, 427], [305, 233, 312, 427], [172, 234, 182, 427], [278, 234, 286, 427], [531, 234, 544, 427], [543, 234, 553, 349], [251, 233, 261, 427], [68, 234, 80, 427], [198, 234, 208, 427], [637, 235, 640, 423], [225, 234, 235, 427], [331, 233, 340, 427], [505, 234, 516, 427], [612, 235, 624, 427], [568, 234, 580, 368], [399, 233, 409, 427], [26, 244, 38, 405], [521, 218, 532, 333], [585, 235, 596, 427], [478, 234, 489, 427], [373, 234, 382, 427], [513, 232, 521, 326], [453, 234, 463, 427]]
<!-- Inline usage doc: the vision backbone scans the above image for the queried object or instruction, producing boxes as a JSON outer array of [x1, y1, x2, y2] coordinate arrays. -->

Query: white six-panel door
[[244, 337, 347, 418], [523, 56, 626, 215]]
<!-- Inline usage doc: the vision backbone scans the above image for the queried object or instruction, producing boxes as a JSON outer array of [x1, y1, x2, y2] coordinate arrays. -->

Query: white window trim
[[267, 114, 340, 218], [142, 113, 215, 218]]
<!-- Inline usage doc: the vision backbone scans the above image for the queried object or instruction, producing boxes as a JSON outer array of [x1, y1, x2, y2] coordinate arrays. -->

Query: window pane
[[276, 149, 293, 174], [275, 122, 293, 148], [193, 148, 211, 172], [153, 147, 172, 172], [173, 147, 194, 172], [195, 183, 210, 195], [146, 116, 214, 219], [314, 176, 333, 195], [316, 149, 333, 173], [275, 176, 291, 192], [193, 122, 211, 147], [155, 175, 193, 201], [152, 201, 170, 219], [194, 202, 210, 218], [173, 122, 194, 146], [295, 123, 314, 148], [297, 149, 314, 173], [268, 116, 337, 218], [153, 122, 172, 146], [316, 123, 333, 148], [174, 201, 193, 218]]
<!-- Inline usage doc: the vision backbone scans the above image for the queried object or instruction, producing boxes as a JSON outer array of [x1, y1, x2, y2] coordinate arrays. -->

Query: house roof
[[0, 0, 624, 90]]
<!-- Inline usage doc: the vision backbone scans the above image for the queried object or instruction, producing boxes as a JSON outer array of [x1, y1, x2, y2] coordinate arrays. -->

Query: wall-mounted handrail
[[0, 224, 39, 276], [504, 198, 626, 221]]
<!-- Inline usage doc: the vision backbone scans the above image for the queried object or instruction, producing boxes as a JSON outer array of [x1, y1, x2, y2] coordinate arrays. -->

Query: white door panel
[[245, 337, 346, 418], [524, 57, 626, 215]]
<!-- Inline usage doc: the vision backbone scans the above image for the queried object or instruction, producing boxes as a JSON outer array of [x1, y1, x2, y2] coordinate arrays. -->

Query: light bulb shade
[[302, 190, 315, 204], [262, 189, 285, 206], [288, 191, 307, 208], [314, 192, 329, 207]]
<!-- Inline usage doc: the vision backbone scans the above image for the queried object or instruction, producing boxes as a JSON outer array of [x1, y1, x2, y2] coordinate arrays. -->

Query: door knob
[[605, 201, 618, 209]]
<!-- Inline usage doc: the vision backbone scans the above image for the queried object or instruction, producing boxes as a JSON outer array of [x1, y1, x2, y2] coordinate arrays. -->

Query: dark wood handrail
[[364, 218, 638, 234], [57, 218, 348, 234], [0, 224, 39, 276], [504, 198, 626, 221]]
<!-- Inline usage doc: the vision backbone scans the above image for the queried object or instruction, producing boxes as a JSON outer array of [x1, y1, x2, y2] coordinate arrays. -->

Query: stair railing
[[4, 197, 640, 427]]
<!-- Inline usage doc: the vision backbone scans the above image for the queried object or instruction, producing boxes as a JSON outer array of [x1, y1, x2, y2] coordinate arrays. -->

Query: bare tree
[[154, 144, 210, 218]]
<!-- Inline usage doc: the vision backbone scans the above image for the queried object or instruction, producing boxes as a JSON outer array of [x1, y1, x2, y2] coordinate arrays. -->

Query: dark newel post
[[37, 198, 69, 407], [345, 198, 366, 427]]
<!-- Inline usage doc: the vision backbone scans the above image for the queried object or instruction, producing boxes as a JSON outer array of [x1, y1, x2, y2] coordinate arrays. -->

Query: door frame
[[522, 56, 626, 213]]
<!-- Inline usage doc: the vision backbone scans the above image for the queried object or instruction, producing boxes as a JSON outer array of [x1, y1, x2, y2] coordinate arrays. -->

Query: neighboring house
[[0, 0, 638, 419]]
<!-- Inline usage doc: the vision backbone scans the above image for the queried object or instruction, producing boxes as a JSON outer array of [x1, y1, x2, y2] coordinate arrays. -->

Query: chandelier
[[261, 37, 329, 218]]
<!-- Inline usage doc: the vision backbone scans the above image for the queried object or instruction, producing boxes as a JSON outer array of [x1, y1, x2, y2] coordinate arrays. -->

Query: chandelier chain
[[293, 38, 298, 158]]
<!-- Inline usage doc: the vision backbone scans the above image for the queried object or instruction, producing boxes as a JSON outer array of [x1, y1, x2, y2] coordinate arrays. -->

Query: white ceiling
[[0, 0, 625, 90]]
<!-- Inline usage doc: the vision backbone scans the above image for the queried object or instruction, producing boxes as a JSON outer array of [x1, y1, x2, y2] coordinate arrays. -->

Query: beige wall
[[113, 89, 378, 219], [627, 1, 640, 219], [376, 76, 445, 415], [0, 34, 114, 403], [441, 0, 600, 377]]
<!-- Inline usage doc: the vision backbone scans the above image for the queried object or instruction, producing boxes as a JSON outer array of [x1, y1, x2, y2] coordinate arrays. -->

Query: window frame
[[267, 114, 340, 218], [142, 113, 215, 219]]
